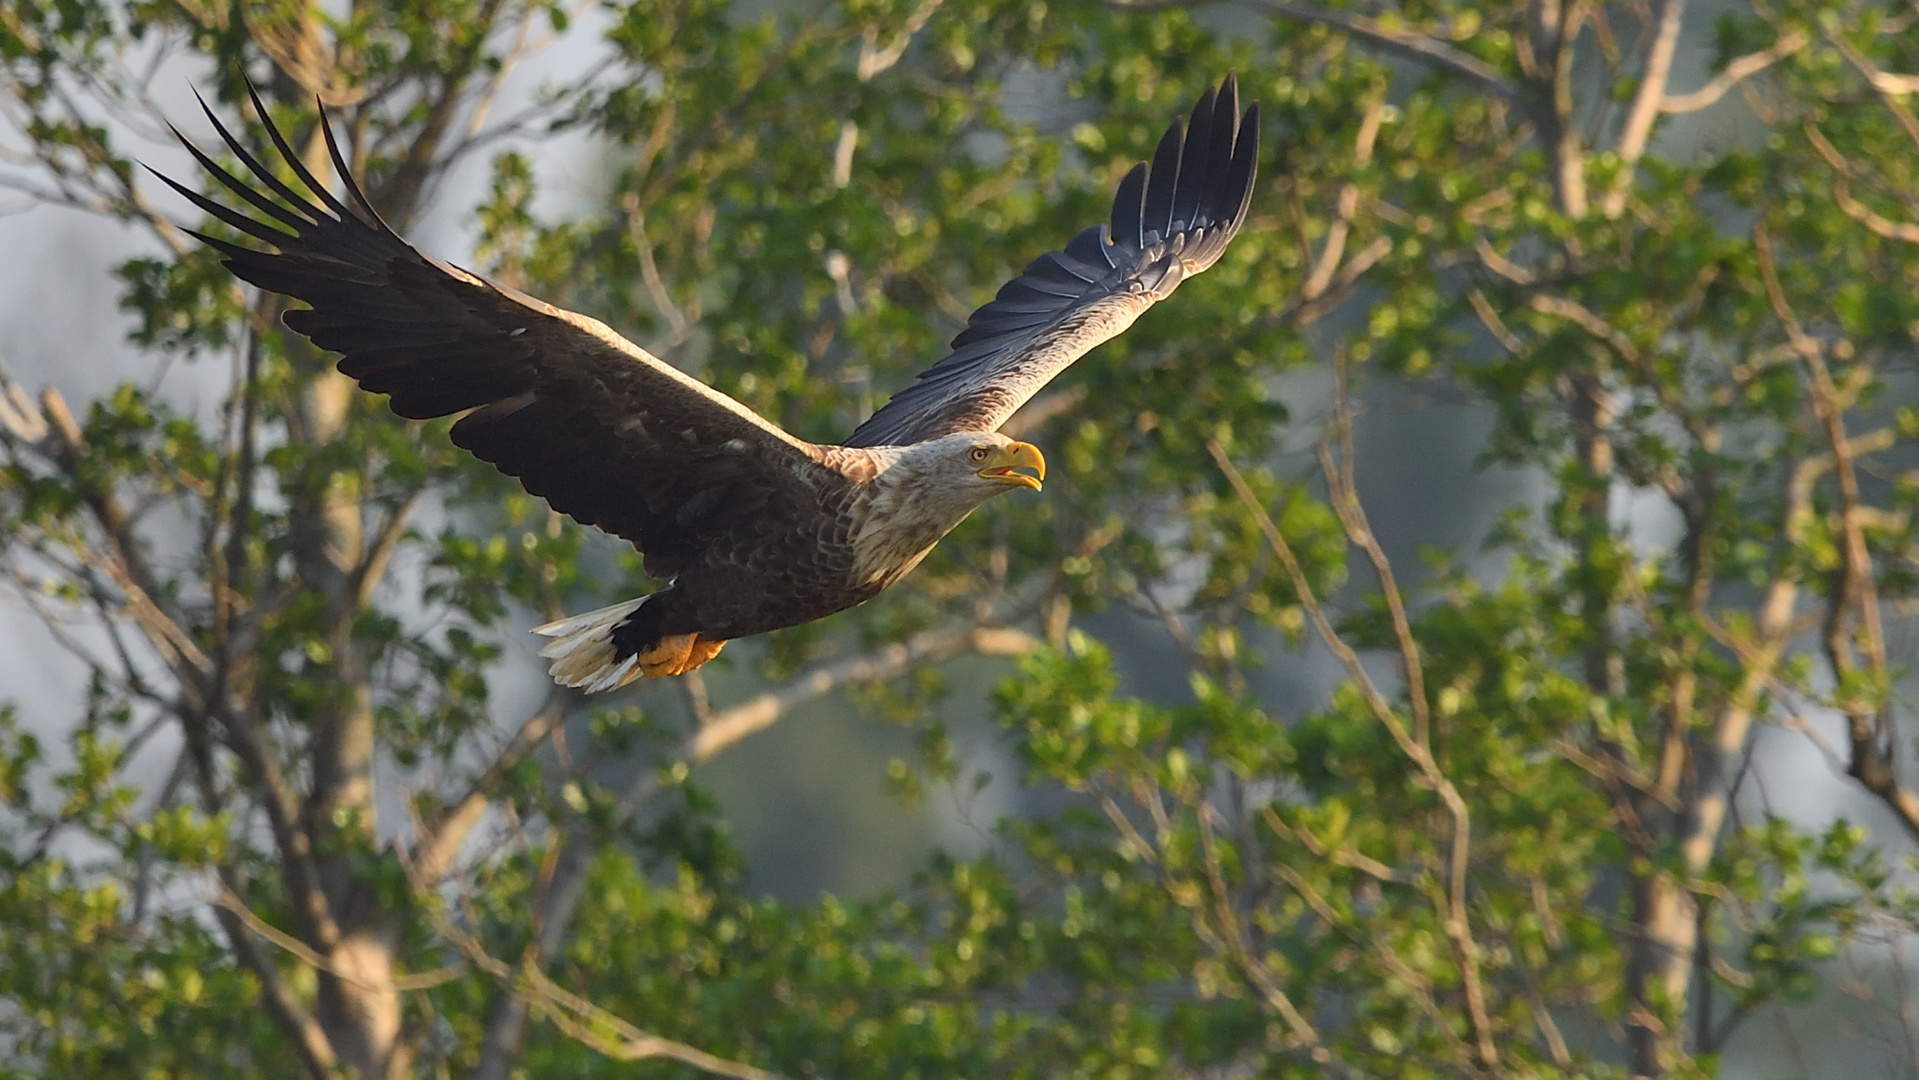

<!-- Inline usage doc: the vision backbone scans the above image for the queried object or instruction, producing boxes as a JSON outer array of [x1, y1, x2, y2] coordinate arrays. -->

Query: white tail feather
[[532, 598, 647, 691]]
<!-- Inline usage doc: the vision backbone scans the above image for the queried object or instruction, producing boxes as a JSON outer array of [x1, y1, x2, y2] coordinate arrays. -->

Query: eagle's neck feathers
[[844, 439, 1000, 589]]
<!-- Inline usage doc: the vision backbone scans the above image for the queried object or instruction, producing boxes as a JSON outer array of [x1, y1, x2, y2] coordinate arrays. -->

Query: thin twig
[[215, 887, 464, 992], [1207, 437, 1499, 1069], [1229, 0, 1528, 107], [402, 850, 802, 1080], [1660, 30, 1809, 115]]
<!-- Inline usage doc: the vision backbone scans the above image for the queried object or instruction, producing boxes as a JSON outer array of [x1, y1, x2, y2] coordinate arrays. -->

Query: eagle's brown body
[[163, 77, 1259, 689]]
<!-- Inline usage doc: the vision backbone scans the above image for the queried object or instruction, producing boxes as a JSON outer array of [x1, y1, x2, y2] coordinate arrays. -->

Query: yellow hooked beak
[[979, 441, 1046, 492]]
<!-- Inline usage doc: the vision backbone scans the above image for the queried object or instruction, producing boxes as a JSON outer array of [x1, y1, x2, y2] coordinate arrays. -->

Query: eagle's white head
[[892, 430, 1045, 505], [851, 432, 1046, 588]]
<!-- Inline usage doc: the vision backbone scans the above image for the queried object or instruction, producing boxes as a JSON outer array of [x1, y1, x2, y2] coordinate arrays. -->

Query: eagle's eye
[[969, 447, 990, 462]]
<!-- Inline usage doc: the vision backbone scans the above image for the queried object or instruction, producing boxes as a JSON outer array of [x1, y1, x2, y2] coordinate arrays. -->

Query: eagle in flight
[[161, 76, 1259, 691]]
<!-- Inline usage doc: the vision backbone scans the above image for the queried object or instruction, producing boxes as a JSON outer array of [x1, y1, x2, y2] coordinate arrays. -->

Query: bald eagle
[[160, 76, 1259, 691]]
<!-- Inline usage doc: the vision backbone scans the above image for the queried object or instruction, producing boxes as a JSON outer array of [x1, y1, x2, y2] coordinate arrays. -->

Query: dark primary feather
[[844, 75, 1260, 449], [157, 83, 842, 580]]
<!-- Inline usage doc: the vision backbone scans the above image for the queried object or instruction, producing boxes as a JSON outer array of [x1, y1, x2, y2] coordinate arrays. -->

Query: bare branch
[[1804, 122, 1919, 244], [0, 355, 47, 442], [1230, 0, 1529, 108], [1603, 0, 1689, 218], [857, 0, 946, 79], [1754, 223, 1917, 841], [1660, 29, 1809, 115], [1275, 236, 1392, 327], [1467, 288, 1525, 354], [1828, 29, 1919, 151], [1301, 95, 1385, 301], [413, 689, 571, 884], [351, 488, 424, 608], [471, 603, 1045, 1080], [408, 854, 804, 1080], [8, 364, 335, 955], [1207, 438, 1498, 1070], [210, 899, 341, 1080], [684, 624, 1036, 767], [1829, 29, 1919, 96], [1192, 801, 1341, 1069], [1259, 805, 1406, 884], [624, 195, 692, 346], [1530, 292, 1644, 364], [1679, 271, 1815, 888], [216, 887, 462, 992], [1474, 236, 1537, 285], [1545, 0, 1590, 218], [1320, 356, 1431, 749]]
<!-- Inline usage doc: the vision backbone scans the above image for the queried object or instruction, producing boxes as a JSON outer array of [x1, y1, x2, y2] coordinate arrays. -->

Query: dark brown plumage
[[159, 77, 1258, 689]]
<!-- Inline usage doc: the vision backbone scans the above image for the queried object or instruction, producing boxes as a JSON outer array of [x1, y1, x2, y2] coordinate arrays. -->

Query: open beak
[[980, 441, 1046, 492]]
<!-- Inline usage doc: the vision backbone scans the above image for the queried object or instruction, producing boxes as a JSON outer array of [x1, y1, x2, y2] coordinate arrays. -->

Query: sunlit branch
[[471, 591, 1050, 1080], [1829, 28, 1919, 151], [1602, 0, 1688, 218], [1258, 805, 1406, 884], [1473, 236, 1537, 285], [1466, 287, 1525, 354], [1277, 235, 1390, 329], [1233, 0, 1529, 108], [1546, 0, 1589, 218], [210, 897, 341, 1080], [1803, 122, 1919, 244], [1754, 224, 1919, 841], [405, 852, 806, 1080], [1301, 96, 1384, 302], [684, 623, 1037, 776], [414, 688, 571, 884], [1659, 29, 1809, 115], [215, 887, 463, 993], [1208, 437, 1498, 1070]]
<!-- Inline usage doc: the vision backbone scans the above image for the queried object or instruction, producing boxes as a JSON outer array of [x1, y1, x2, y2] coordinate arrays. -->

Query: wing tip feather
[[845, 73, 1260, 450]]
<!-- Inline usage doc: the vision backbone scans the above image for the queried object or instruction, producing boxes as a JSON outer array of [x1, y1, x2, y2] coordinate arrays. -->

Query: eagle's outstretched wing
[[843, 76, 1259, 449], [157, 85, 839, 581]]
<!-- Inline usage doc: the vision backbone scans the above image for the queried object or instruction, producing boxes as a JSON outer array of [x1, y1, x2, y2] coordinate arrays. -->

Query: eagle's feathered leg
[[534, 598, 729, 686], [635, 633, 696, 678], [634, 633, 726, 677], [686, 637, 726, 671]]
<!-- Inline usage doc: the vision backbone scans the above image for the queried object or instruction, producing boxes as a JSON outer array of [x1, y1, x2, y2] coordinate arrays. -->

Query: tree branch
[[1803, 121, 1919, 244], [1659, 29, 1809, 115], [1233, 0, 1529, 107], [413, 688, 571, 884], [1207, 437, 1498, 1071], [211, 899, 341, 1080], [350, 487, 423, 608], [468, 609, 1043, 1080], [1602, 0, 1688, 218], [683, 624, 1035, 767], [1754, 224, 1917, 842], [3, 362, 342, 949], [1547, 0, 1589, 218], [1301, 95, 1384, 301], [216, 886, 462, 992], [410, 880, 803, 1080], [1829, 28, 1919, 151]]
